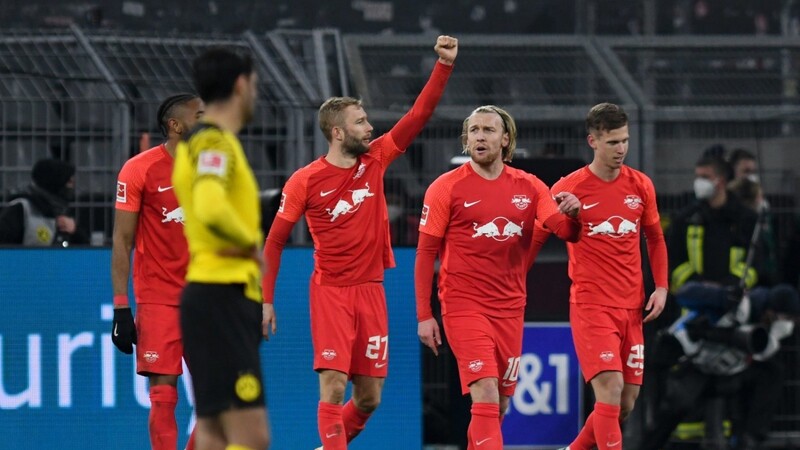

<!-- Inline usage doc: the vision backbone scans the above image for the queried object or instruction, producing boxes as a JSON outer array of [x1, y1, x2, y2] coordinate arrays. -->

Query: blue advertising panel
[[0, 248, 420, 450], [502, 323, 583, 448]]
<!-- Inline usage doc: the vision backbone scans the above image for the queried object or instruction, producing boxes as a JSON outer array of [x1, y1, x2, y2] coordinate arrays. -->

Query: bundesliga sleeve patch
[[116, 181, 127, 203], [278, 192, 286, 213], [197, 150, 228, 177], [420, 204, 430, 226]]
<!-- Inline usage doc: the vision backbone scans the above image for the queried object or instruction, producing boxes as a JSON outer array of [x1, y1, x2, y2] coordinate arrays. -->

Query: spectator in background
[[640, 283, 800, 450], [669, 154, 760, 292], [0, 158, 87, 246], [727, 148, 779, 286], [728, 148, 759, 183]]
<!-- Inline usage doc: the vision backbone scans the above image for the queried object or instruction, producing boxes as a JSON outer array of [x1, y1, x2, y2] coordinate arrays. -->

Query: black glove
[[112, 307, 137, 354]]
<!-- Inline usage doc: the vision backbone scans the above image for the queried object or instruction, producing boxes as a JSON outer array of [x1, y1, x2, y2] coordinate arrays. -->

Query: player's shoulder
[[184, 122, 231, 151], [119, 145, 168, 180], [504, 164, 544, 183], [429, 163, 471, 189], [552, 165, 589, 190], [367, 132, 393, 152], [621, 165, 655, 188], [622, 164, 650, 180], [286, 156, 326, 187]]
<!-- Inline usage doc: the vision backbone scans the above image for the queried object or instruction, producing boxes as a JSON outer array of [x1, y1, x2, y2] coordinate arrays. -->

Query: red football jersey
[[115, 144, 188, 305], [553, 165, 661, 309], [418, 163, 561, 317], [276, 134, 401, 285]]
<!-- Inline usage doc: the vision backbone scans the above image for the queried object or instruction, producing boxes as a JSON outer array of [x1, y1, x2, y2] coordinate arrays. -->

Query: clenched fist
[[434, 35, 458, 65]]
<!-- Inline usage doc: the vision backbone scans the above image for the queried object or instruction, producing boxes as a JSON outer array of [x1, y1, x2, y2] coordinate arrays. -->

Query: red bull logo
[[586, 216, 638, 238], [472, 217, 524, 241], [161, 206, 185, 224], [599, 351, 615, 362], [624, 194, 643, 209], [321, 349, 337, 360], [468, 359, 485, 373], [511, 195, 532, 210], [143, 351, 159, 363], [325, 182, 374, 222], [353, 162, 366, 180]]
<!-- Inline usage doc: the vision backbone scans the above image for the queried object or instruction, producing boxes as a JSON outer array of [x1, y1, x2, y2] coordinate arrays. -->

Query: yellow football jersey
[[173, 122, 262, 302]]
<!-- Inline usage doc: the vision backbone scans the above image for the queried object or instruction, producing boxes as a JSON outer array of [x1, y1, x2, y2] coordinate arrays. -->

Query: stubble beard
[[342, 134, 369, 157]]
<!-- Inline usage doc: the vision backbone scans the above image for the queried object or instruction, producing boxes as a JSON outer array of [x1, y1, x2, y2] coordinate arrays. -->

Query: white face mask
[[693, 177, 715, 200], [746, 173, 760, 183], [771, 319, 795, 340]]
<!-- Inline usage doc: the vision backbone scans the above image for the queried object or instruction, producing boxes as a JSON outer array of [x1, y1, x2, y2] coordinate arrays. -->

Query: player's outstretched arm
[[387, 36, 458, 152], [434, 35, 458, 66]]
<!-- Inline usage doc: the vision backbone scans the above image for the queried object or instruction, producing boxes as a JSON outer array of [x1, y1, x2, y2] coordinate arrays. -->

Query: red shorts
[[443, 311, 523, 396], [570, 303, 644, 385], [135, 303, 184, 376], [310, 281, 388, 377]]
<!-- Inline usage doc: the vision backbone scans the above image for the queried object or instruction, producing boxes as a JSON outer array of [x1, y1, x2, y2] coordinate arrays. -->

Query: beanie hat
[[31, 159, 75, 196]]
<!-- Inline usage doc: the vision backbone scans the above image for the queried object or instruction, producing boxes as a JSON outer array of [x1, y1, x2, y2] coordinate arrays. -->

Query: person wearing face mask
[[638, 282, 799, 450], [668, 154, 761, 292], [0, 158, 87, 246], [728, 148, 759, 184]]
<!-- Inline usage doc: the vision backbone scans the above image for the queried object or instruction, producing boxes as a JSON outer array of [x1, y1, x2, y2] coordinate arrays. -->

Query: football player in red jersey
[[534, 103, 669, 450], [415, 105, 581, 450], [111, 93, 203, 450], [263, 36, 458, 450]]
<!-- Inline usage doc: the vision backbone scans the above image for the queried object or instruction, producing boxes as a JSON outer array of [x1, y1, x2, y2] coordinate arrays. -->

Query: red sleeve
[[641, 174, 661, 227], [262, 216, 294, 304], [115, 158, 145, 212], [418, 176, 453, 238], [532, 175, 580, 243], [643, 222, 669, 290], [275, 170, 309, 223], [415, 231, 442, 322], [527, 220, 551, 268], [388, 61, 453, 151], [543, 214, 580, 243]]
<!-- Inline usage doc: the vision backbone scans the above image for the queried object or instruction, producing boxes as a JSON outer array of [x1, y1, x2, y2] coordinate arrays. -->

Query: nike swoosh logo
[[635, 370, 644, 376], [320, 189, 336, 197], [464, 200, 481, 208], [113, 324, 119, 337], [607, 440, 621, 447], [374, 362, 387, 368], [476, 438, 493, 446], [582, 202, 599, 210], [326, 432, 338, 438], [157, 186, 173, 192], [501, 381, 515, 387]]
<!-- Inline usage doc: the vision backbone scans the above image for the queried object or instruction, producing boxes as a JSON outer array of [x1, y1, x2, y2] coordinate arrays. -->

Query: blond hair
[[461, 105, 517, 162], [318, 97, 363, 142]]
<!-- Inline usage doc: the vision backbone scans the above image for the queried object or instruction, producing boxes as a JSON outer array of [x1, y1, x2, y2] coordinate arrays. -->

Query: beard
[[469, 147, 501, 167], [342, 133, 369, 157]]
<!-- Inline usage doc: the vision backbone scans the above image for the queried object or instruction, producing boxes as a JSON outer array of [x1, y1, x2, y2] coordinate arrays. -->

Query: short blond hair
[[318, 97, 363, 142], [461, 105, 517, 162]]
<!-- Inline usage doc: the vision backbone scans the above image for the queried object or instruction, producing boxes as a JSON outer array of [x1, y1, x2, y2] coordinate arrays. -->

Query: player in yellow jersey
[[172, 47, 274, 450]]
